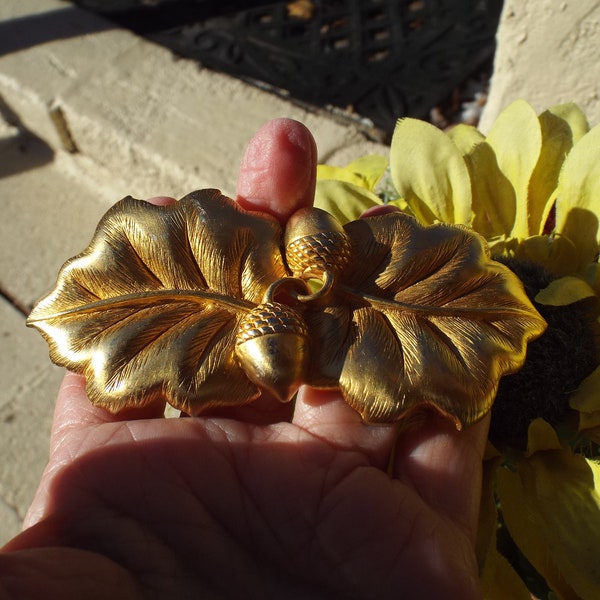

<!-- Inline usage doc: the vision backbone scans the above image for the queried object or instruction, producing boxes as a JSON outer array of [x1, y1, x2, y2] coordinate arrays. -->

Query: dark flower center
[[489, 258, 599, 447]]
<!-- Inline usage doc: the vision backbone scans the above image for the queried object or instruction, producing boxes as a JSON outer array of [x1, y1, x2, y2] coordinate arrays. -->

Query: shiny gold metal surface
[[284, 207, 352, 279], [235, 301, 309, 403], [27, 189, 547, 427]]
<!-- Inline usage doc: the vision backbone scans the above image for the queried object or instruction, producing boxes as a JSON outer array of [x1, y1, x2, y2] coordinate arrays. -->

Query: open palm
[[1, 120, 486, 600]]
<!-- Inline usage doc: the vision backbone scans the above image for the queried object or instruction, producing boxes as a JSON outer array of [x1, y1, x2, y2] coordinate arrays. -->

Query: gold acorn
[[284, 207, 352, 279], [235, 301, 309, 402]]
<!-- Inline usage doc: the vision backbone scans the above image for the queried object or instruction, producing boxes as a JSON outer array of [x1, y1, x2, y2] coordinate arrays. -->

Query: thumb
[[236, 118, 317, 222]]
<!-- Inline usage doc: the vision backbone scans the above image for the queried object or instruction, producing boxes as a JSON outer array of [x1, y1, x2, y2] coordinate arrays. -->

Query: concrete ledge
[[0, 138, 121, 310], [0, 108, 20, 152], [56, 37, 387, 198], [0, 0, 387, 200], [0, 0, 138, 151]]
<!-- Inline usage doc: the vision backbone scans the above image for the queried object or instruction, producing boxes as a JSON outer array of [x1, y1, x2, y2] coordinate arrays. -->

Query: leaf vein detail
[[28, 289, 254, 322]]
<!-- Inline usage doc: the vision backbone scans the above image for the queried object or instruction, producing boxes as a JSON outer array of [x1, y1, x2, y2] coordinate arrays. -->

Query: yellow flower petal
[[486, 100, 542, 239], [583, 263, 600, 294], [535, 275, 597, 306], [498, 420, 600, 600], [389, 118, 472, 225], [449, 124, 515, 239], [571, 362, 600, 435], [580, 426, 600, 444], [526, 417, 562, 455], [316, 165, 368, 189], [447, 123, 486, 154], [463, 141, 517, 239], [480, 547, 532, 600], [549, 102, 590, 144], [497, 466, 581, 600], [571, 366, 600, 413], [314, 179, 381, 223], [555, 122, 600, 270], [316, 155, 388, 192], [344, 155, 388, 190], [528, 109, 575, 235], [478, 456, 531, 599], [477, 455, 502, 567], [387, 198, 410, 212], [579, 415, 600, 435], [516, 234, 579, 277], [487, 235, 516, 259]]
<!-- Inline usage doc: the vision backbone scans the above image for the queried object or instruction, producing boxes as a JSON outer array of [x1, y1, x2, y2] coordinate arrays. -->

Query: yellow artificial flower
[[316, 100, 600, 599], [479, 419, 600, 599], [315, 155, 387, 222], [389, 100, 600, 443]]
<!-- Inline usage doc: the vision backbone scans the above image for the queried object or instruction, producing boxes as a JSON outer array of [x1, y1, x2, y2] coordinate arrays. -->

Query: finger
[[236, 118, 317, 222], [51, 372, 166, 435], [146, 196, 176, 206], [393, 413, 490, 542], [291, 386, 399, 469], [24, 372, 106, 528], [51, 371, 110, 436], [361, 204, 400, 218], [0, 546, 141, 598], [199, 119, 318, 424], [25, 370, 166, 527]]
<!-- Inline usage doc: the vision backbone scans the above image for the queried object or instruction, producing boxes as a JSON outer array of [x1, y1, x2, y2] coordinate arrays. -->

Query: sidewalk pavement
[[0, 0, 386, 545]]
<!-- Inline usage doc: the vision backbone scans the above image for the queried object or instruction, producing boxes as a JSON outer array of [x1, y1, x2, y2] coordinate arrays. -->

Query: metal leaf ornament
[[28, 189, 546, 427]]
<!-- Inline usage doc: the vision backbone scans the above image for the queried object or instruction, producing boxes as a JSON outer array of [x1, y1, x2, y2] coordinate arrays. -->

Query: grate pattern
[[69, 0, 503, 136]]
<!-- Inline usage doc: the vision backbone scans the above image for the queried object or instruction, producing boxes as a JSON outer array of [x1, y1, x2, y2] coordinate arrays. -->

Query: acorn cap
[[284, 207, 351, 278], [235, 302, 309, 402]]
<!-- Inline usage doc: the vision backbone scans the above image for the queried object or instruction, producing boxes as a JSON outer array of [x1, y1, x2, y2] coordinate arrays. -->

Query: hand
[[1, 119, 487, 599]]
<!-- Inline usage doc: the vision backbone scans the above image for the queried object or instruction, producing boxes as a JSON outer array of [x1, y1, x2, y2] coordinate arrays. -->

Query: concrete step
[[0, 298, 63, 544]]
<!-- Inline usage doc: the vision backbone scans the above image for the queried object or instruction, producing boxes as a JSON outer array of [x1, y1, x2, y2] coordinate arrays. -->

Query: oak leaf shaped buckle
[[27, 190, 547, 428]]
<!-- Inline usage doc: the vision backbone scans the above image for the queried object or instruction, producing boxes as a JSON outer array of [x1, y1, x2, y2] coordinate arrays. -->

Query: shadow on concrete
[[0, 6, 113, 57], [0, 97, 53, 179]]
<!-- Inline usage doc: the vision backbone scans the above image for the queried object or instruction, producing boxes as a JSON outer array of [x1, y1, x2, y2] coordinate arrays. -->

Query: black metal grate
[[69, 0, 503, 137]]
